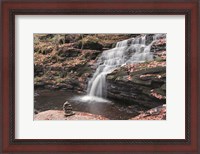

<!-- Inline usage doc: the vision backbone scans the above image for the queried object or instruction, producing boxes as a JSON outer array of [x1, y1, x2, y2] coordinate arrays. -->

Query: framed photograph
[[1, 0, 199, 153]]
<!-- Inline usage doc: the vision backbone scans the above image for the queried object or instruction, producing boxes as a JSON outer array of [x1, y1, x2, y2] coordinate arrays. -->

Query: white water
[[82, 34, 165, 101]]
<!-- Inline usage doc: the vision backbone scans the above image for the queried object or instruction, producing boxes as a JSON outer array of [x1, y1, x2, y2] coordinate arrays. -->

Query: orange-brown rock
[[34, 110, 109, 120]]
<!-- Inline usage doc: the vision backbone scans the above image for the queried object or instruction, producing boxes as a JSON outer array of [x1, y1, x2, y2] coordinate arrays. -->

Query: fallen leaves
[[150, 89, 165, 99], [146, 61, 166, 68], [154, 38, 166, 46], [126, 64, 136, 73], [127, 75, 132, 80], [140, 74, 154, 78], [123, 60, 166, 74], [140, 74, 163, 79]]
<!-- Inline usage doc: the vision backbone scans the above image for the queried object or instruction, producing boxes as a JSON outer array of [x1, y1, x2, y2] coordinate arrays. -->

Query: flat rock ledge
[[129, 105, 166, 120], [34, 110, 109, 120]]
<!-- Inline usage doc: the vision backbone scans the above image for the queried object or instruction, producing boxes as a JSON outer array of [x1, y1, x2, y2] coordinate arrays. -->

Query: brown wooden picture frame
[[0, 0, 199, 153]]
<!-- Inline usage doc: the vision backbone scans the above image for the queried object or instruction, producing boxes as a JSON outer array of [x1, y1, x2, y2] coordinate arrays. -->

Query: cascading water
[[82, 34, 165, 102]]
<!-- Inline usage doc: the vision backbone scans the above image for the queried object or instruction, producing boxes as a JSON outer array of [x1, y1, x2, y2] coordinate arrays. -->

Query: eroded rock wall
[[106, 37, 166, 108]]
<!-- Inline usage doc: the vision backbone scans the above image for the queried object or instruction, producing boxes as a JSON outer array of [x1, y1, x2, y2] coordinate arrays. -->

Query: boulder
[[34, 110, 109, 120]]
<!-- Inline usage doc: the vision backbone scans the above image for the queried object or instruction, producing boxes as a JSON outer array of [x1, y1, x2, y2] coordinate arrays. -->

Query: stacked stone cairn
[[63, 101, 75, 116]]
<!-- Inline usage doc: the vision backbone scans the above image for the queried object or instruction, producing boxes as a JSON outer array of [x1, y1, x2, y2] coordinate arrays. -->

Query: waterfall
[[84, 34, 165, 101]]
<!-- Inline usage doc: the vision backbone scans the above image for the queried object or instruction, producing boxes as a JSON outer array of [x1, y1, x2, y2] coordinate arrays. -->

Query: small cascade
[[85, 34, 165, 100]]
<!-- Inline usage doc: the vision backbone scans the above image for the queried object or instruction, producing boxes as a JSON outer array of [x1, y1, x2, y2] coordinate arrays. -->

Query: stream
[[34, 89, 148, 120]]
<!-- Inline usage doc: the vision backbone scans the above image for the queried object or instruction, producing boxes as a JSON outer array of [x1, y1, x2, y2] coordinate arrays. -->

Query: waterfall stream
[[82, 34, 165, 102]]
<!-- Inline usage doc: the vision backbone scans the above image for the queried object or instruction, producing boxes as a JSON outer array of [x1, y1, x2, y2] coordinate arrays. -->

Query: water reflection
[[34, 89, 147, 120]]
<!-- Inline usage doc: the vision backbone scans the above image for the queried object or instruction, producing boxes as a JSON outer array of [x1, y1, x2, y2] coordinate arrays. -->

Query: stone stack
[[63, 101, 75, 116]]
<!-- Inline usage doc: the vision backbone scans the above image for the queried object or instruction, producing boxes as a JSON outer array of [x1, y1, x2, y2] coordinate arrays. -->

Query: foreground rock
[[34, 110, 109, 120], [129, 105, 166, 120]]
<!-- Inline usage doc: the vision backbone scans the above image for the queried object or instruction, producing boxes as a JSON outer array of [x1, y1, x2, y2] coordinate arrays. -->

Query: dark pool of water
[[34, 89, 147, 120]]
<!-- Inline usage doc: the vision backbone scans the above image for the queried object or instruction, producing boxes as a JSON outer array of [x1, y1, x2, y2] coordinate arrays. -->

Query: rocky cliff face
[[34, 34, 133, 92], [106, 37, 166, 108]]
